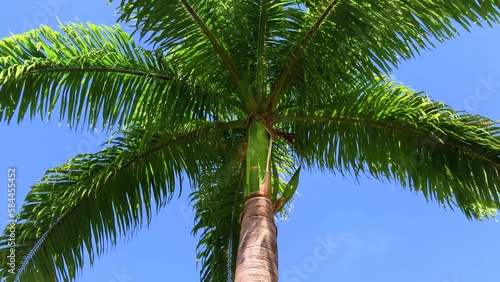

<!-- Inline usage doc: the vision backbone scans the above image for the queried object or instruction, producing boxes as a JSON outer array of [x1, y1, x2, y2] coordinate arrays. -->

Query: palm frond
[[0, 119, 246, 281], [0, 22, 231, 129], [227, 0, 304, 106], [291, 1, 500, 98], [191, 158, 244, 282], [265, 0, 339, 110], [269, 137, 299, 218], [112, 0, 256, 111], [277, 78, 500, 220]]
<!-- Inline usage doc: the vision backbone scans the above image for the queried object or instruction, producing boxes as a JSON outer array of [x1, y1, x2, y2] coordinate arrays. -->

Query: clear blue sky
[[1, 1, 499, 282]]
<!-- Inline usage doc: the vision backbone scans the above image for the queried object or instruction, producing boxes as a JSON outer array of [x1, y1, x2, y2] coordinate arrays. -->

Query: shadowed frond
[[277, 78, 500, 219], [0, 119, 246, 281], [265, 0, 340, 110], [230, 0, 303, 105], [112, 0, 256, 111], [0, 22, 231, 129], [191, 158, 244, 282]]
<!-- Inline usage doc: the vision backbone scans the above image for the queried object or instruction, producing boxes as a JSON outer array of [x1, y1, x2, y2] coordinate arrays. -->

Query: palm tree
[[1, 0, 500, 281]]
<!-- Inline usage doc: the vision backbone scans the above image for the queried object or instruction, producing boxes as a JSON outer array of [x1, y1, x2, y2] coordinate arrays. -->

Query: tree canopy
[[1, 1, 500, 281]]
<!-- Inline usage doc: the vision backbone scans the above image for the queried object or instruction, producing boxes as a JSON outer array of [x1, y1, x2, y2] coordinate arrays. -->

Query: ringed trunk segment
[[235, 192, 278, 282]]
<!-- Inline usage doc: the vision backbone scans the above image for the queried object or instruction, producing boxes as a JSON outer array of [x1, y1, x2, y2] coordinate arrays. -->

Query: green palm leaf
[[277, 78, 500, 219], [114, 0, 256, 111], [294, 1, 500, 89], [0, 23, 233, 129], [0, 118, 246, 281], [191, 160, 244, 282]]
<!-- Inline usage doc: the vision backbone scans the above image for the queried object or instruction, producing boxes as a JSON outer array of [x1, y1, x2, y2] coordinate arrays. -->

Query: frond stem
[[17, 66, 175, 82], [180, 0, 256, 111], [276, 114, 500, 169], [255, 0, 270, 104], [265, 0, 340, 111]]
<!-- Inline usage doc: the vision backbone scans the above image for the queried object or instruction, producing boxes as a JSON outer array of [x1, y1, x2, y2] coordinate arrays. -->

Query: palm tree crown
[[1, 1, 500, 281]]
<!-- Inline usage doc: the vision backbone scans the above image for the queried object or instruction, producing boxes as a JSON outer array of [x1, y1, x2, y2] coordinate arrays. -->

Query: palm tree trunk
[[234, 192, 278, 282]]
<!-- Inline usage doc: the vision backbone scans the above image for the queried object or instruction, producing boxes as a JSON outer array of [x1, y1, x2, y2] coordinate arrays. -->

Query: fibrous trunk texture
[[234, 193, 278, 282]]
